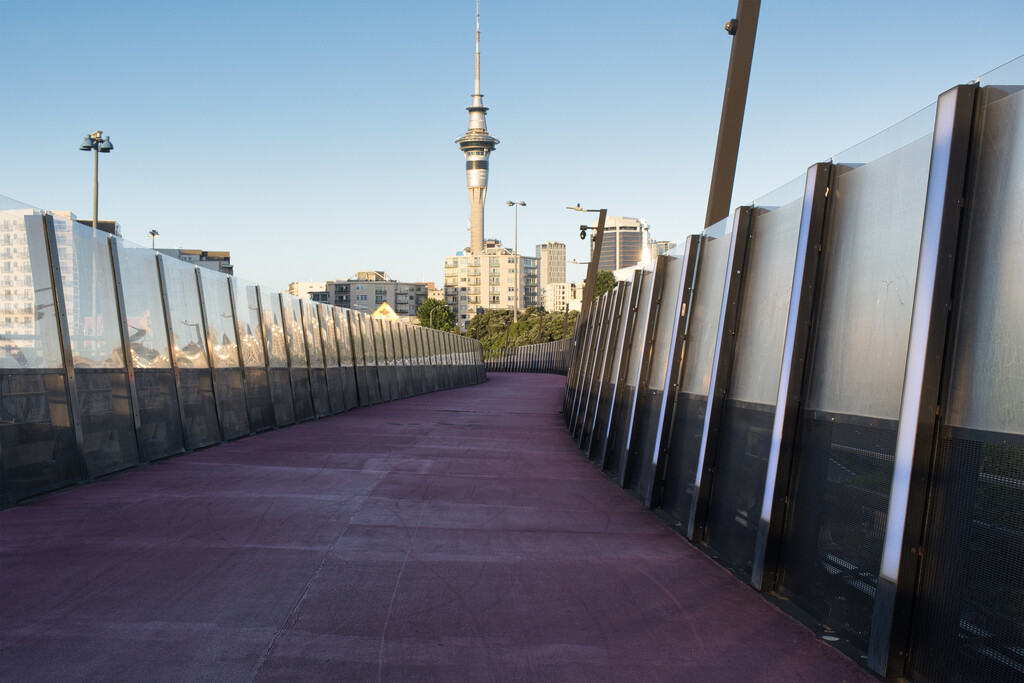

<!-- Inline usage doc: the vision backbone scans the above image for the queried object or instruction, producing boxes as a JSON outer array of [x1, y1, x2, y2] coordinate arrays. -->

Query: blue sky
[[2, 0, 1022, 290]]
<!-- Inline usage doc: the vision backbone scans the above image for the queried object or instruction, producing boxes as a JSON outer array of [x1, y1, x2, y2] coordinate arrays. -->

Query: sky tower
[[456, 2, 498, 255]]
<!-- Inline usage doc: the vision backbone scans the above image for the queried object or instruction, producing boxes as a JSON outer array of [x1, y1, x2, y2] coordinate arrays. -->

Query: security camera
[[724, 19, 738, 35], [580, 229, 587, 240]]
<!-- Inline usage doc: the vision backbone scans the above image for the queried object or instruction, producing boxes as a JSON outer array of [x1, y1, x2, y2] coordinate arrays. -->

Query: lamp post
[[506, 200, 526, 323], [78, 131, 113, 230], [148, 229, 159, 249], [566, 204, 607, 324]]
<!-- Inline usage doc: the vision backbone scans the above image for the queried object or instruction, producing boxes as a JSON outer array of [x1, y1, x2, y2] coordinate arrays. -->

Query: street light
[[78, 131, 113, 231], [506, 200, 526, 323], [565, 204, 607, 323], [148, 229, 159, 249]]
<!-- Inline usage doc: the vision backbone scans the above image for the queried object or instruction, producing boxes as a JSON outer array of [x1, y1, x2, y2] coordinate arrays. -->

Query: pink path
[[1, 373, 875, 682]]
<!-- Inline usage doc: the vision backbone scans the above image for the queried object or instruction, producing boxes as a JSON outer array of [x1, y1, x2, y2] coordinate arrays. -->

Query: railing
[[0, 206, 485, 508], [484, 337, 570, 374], [561, 63, 1024, 683]]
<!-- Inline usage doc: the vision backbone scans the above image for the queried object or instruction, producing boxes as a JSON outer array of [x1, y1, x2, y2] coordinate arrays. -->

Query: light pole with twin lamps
[[506, 200, 525, 323], [78, 131, 113, 231]]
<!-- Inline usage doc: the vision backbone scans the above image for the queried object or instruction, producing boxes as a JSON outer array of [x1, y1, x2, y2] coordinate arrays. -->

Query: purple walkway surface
[[1, 373, 874, 682]]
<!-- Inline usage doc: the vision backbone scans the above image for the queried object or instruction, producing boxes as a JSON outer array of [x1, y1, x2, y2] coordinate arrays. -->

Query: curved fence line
[[484, 337, 571, 374], [0, 207, 484, 508]]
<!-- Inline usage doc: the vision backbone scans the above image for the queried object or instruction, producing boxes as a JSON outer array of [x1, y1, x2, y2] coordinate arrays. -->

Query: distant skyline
[[2, 0, 1023, 290]]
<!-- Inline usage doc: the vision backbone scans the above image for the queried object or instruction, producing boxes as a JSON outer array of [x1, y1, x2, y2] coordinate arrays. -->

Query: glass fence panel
[[663, 217, 731, 526], [303, 299, 330, 418], [945, 89, 1024, 436], [375, 319, 394, 402], [0, 210, 64, 370], [680, 220, 732, 396], [54, 219, 138, 475], [282, 294, 307, 366], [648, 255, 684, 391], [348, 311, 363, 364], [1, 209, 77, 503], [161, 256, 209, 369], [229, 276, 273, 432], [302, 299, 323, 368], [610, 271, 653, 479], [628, 256, 685, 494], [385, 320, 396, 366], [375, 319, 386, 366], [910, 72, 1024, 683], [589, 282, 632, 462], [705, 179, 803, 577], [198, 268, 247, 437], [804, 134, 932, 419], [258, 287, 288, 368], [258, 287, 293, 426], [161, 255, 219, 447], [116, 242, 171, 369], [232, 277, 266, 368], [318, 304, 338, 367], [362, 315, 376, 364], [198, 269, 239, 369], [334, 307, 352, 367], [54, 216, 124, 369], [334, 308, 359, 409], [730, 181, 803, 405], [780, 105, 935, 653], [356, 313, 380, 405], [282, 294, 313, 420], [116, 241, 183, 458]]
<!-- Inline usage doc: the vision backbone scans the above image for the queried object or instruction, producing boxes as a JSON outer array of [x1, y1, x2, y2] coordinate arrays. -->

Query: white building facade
[[541, 281, 584, 313], [444, 240, 538, 326]]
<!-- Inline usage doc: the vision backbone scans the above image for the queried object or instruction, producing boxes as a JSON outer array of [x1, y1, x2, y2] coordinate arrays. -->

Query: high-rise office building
[[455, 5, 498, 255], [590, 216, 651, 272], [536, 241, 566, 292]]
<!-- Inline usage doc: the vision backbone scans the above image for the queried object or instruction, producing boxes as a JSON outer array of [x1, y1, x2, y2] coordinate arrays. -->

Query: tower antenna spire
[[474, 0, 481, 96]]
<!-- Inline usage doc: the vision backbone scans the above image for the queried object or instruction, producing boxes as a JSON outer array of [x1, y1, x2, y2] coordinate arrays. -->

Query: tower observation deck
[[456, 3, 498, 255]]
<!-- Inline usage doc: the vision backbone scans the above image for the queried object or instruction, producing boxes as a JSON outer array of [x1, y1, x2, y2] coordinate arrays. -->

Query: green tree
[[463, 307, 579, 356], [593, 270, 617, 298], [416, 298, 456, 332]]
